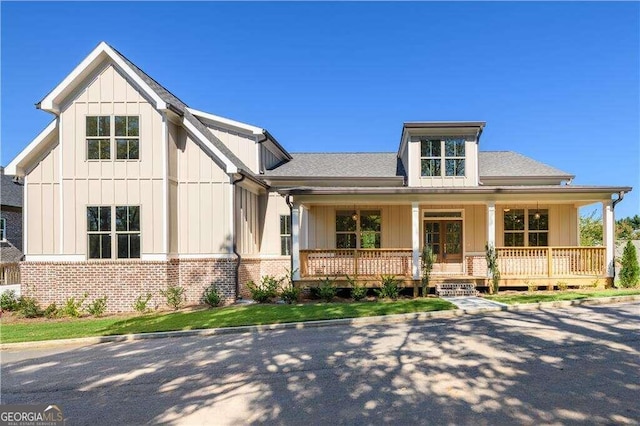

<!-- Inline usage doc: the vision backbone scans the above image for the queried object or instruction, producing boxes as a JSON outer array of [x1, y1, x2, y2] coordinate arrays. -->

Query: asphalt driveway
[[2, 302, 639, 425]]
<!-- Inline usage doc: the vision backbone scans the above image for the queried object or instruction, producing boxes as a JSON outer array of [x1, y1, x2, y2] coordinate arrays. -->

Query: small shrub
[[86, 296, 108, 317], [525, 280, 537, 293], [619, 240, 640, 288], [347, 276, 367, 301], [203, 285, 222, 307], [280, 286, 301, 304], [317, 277, 337, 302], [375, 275, 401, 300], [0, 290, 18, 311], [17, 296, 43, 318], [62, 294, 87, 318], [160, 284, 186, 310], [308, 286, 321, 300], [247, 275, 281, 303], [557, 281, 569, 291], [44, 303, 61, 319], [134, 293, 153, 314]]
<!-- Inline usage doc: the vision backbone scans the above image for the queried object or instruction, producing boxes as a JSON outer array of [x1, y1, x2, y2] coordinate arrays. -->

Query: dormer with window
[[398, 122, 485, 187]]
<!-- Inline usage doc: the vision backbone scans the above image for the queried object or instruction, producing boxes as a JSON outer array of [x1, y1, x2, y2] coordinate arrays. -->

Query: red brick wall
[[20, 258, 236, 313], [237, 257, 291, 298], [20, 257, 292, 312]]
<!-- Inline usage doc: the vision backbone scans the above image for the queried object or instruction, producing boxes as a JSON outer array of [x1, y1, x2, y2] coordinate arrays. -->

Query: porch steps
[[436, 282, 479, 297]]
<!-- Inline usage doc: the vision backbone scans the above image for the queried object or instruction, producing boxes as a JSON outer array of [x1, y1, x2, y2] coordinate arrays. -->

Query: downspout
[[232, 174, 246, 300], [285, 195, 294, 274], [610, 191, 626, 283]]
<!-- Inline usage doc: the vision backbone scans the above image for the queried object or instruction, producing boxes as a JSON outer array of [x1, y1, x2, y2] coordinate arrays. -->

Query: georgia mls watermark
[[0, 405, 66, 426]]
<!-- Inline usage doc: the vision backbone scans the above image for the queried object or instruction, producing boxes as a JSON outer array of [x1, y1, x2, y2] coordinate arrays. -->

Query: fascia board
[[39, 42, 166, 112], [183, 118, 238, 174], [5, 120, 58, 176]]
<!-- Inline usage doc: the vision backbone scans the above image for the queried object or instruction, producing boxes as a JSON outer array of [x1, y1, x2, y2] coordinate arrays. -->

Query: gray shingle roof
[[0, 243, 23, 263], [265, 151, 572, 180], [264, 153, 405, 178], [110, 45, 252, 174], [479, 151, 573, 178], [0, 170, 23, 208]]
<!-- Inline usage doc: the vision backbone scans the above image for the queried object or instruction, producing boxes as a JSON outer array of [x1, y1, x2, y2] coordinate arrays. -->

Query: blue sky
[[2, 2, 638, 218]]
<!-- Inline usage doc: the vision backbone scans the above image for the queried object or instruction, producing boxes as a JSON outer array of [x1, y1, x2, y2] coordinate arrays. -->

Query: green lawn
[[485, 288, 640, 305], [1, 298, 455, 344]]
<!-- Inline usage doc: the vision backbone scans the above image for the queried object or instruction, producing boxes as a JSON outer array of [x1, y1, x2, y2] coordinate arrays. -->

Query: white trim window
[[86, 116, 111, 160], [115, 116, 140, 159], [0, 218, 6, 241], [87, 205, 141, 259], [86, 115, 139, 160], [503, 208, 549, 247], [87, 206, 112, 258], [280, 215, 291, 256], [420, 138, 466, 177], [116, 206, 141, 258], [336, 210, 381, 249]]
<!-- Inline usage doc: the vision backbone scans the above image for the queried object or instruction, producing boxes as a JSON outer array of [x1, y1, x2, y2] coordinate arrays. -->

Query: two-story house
[[6, 42, 631, 312], [0, 167, 24, 286]]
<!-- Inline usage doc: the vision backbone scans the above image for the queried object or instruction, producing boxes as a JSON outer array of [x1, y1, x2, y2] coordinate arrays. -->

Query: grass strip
[[485, 288, 640, 305], [1, 298, 455, 344]]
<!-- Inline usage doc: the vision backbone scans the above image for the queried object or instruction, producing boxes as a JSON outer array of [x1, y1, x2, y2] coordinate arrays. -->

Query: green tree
[[619, 241, 639, 288], [616, 215, 640, 240], [580, 210, 603, 246]]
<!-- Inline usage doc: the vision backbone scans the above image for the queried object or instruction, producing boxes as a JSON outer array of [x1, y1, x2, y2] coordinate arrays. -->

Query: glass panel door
[[424, 219, 463, 264]]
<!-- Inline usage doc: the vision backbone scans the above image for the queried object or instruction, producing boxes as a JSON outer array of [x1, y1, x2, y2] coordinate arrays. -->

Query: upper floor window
[[336, 210, 381, 249], [115, 116, 139, 159], [86, 116, 139, 161], [0, 218, 6, 241], [86, 116, 111, 160], [280, 215, 291, 256], [503, 208, 548, 247], [87, 205, 140, 259], [420, 138, 466, 177]]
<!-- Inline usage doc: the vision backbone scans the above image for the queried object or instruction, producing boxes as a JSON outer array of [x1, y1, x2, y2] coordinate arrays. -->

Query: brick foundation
[[238, 257, 291, 298], [20, 256, 291, 313], [466, 255, 488, 277]]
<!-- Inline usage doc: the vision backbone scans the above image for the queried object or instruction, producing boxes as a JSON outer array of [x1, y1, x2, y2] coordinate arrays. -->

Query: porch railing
[[496, 246, 606, 277], [300, 249, 413, 278], [0, 262, 21, 285]]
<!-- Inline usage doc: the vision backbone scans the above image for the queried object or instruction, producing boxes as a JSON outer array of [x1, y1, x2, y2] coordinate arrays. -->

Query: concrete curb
[[3, 295, 639, 350]]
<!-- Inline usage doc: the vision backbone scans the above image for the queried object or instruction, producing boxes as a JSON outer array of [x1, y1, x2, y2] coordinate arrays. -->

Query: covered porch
[[286, 188, 622, 290]]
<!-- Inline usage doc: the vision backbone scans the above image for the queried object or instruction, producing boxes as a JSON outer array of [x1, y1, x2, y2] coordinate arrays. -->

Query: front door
[[424, 220, 463, 263]]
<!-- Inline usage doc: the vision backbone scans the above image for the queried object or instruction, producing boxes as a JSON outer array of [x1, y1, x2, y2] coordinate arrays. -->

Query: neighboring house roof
[[264, 153, 405, 178], [479, 151, 573, 179], [0, 243, 23, 263], [0, 169, 23, 208]]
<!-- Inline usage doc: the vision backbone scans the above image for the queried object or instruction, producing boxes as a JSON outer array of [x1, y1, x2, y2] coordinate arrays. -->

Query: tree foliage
[[580, 211, 603, 246], [579, 212, 640, 246], [619, 240, 639, 288]]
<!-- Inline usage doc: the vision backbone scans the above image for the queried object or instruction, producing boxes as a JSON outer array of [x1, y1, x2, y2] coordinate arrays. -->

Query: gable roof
[[9, 41, 261, 178], [0, 168, 23, 208], [264, 153, 405, 178], [479, 151, 573, 179]]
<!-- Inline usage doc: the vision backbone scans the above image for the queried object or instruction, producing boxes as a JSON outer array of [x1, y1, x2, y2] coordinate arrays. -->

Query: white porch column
[[487, 201, 496, 249], [292, 203, 301, 280], [603, 200, 615, 277], [412, 202, 420, 280]]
